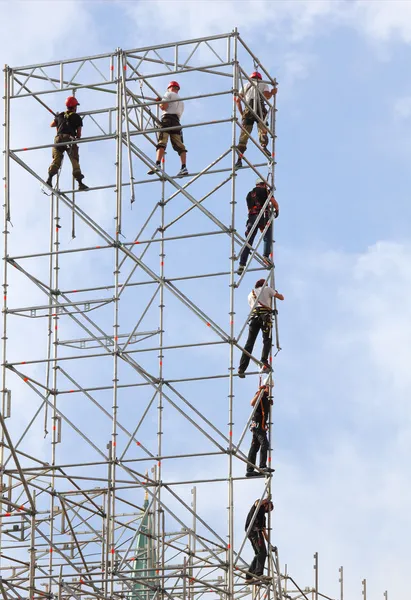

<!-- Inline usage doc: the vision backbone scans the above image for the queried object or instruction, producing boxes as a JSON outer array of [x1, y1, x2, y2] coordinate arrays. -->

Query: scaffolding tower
[[1, 30, 388, 600]]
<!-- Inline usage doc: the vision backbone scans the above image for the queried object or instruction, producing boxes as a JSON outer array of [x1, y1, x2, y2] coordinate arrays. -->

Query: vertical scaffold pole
[[362, 578, 367, 600], [228, 27, 239, 600], [313, 552, 318, 600], [339, 566, 343, 600], [0, 65, 11, 577]]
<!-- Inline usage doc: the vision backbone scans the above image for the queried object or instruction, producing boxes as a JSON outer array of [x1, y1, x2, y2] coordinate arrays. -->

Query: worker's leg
[[156, 130, 169, 157], [262, 221, 272, 259], [48, 136, 65, 178], [246, 431, 261, 473], [68, 143, 83, 181], [248, 532, 260, 575], [253, 533, 267, 576], [239, 317, 261, 373], [260, 314, 272, 365], [255, 429, 269, 469], [239, 215, 258, 267], [257, 118, 269, 150], [238, 110, 255, 155], [170, 132, 187, 160]]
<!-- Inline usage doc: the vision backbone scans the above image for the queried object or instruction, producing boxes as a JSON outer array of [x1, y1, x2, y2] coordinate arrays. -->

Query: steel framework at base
[[1, 30, 389, 600]]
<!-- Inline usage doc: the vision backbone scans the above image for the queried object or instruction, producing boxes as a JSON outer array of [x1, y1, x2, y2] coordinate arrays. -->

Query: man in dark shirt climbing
[[46, 96, 89, 191], [245, 497, 274, 582], [237, 179, 279, 275], [246, 383, 275, 477]]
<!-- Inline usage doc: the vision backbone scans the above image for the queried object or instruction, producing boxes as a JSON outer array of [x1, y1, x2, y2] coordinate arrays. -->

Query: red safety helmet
[[250, 71, 262, 80], [66, 96, 80, 108], [168, 80, 180, 90]]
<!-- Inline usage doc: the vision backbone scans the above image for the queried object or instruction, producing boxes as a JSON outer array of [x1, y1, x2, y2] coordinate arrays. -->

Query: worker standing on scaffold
[[238, 279, 284, 378], [237, 178, 279, 275], [246, 383, 275, 478], [46, 96, 89, 191], [234, 71, 277, 169], [245, 498, 274, 583], [147, 81, 188, 177]]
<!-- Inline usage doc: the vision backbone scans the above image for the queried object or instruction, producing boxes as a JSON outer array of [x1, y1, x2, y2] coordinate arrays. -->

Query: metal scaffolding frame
[[1, 30, 389, 600]]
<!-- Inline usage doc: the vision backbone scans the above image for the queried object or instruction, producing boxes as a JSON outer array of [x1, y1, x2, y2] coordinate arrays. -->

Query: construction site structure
[[1, 30, 389, 600]]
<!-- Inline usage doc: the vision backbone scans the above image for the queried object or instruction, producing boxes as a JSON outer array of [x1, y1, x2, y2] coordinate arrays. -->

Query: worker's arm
[[274, 290, 284, 301], [235, 94, 243, 116], [50, 120, 56, 127], [250, 387, 265, 407], [262, 527, 269, 542], [270, 196, 279, 216], [263, 87, 277, 100], [159, 102, 168, 110], [76, 126, 82, 139]]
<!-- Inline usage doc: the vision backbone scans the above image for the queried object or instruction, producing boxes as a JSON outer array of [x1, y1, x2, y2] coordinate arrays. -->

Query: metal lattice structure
[[1, 30, 386, 600]]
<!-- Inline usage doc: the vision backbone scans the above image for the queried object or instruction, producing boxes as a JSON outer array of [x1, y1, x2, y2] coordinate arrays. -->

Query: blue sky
[[2, 1, 411, 598]]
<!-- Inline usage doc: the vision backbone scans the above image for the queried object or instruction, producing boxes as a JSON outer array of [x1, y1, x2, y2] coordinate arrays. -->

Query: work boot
[[246, 471, 263, 478], [235, 158, 243, 170], [261, 467, 275, 474], [263, 256, 273, 269], [237, 264, 245, 275], [238, 369, 246, 379], [46, 176, 53, 187], [177, 165, 188, 177], [78, 181, 89, 191], [261, 146, 271, 159], [261, 361, 272, 374], [147, 162, 161, 175]]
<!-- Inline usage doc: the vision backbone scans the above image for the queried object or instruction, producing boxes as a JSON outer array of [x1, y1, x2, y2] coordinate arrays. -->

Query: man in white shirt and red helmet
[[234, 71, 277, 169], [238, 279, 284, 378], [148, 80, 188, 177]]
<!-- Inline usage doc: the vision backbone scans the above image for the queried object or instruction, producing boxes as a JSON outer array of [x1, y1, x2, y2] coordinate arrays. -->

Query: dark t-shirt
[[246, 186, 268, 215], [253, 391, 270, 430], [245, 502, 266, 532], [54, 111, 83, 136]]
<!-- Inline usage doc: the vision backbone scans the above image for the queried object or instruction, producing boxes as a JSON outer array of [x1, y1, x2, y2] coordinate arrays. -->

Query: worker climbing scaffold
[[234, 71, 277, 169], [246, 382, 275, 478], [147, 80, 188, 177], [245, 497, 275, 584], [46, 96, 89, 191], [238, 279, 284, 378], [237, 178, 279, 275]]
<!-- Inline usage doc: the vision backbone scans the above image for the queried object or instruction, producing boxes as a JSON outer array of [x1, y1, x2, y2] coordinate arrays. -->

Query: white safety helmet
[[256, 178, 266, 186]]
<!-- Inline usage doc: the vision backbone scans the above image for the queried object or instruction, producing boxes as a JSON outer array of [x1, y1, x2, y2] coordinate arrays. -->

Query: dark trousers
[[239, 312, 272, 373], [248, 531, 267, 576], [247, 427, 269, 472], [239, 214, 272, 266]]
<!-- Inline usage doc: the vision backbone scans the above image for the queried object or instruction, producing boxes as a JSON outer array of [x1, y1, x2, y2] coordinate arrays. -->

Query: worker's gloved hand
[[270, 544, 278, 552], [274, 208, 279, 219], [155, 97, 162, 102]]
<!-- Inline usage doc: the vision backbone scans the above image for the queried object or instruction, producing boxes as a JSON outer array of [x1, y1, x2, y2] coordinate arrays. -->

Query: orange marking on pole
[[55, 326, 58, 330], [159, 361, 163, 366], [160, 261, 164, 266], [80, 580, 84, 585], [229, 431, 232, 437], [49, 548, 53, 553], [269, 357, 272, 363], [113, 441, 116, 447], [111, 548, 115, 554], [158, 461, 161, 466], [19, 505, 25, 511], [69, 390, 74, 393], [156, 570, 159, 575], [4, 512, 11, 517], [227, 544, 231, 549], [206, 322, 210, 327], [52, 426, 56, 431], [230, 320, 234, 325], [133, 241, 140, 244], [3, 295, 6, 300], [22, 361, 26, 364], [268, 457, 271, 462], [136, 441, 141, 446], [23, 148, 27, 151], [23, 377, 28, 382], [161, 158, 165, 163], [123, 65, 127, 70], [110, 65, 114, 71]]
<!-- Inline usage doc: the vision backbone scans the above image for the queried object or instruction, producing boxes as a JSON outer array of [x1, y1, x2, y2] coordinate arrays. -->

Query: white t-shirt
[[161, 91, 184, 118], [241, 81, 269, 105], [248, 286, 275, 310]]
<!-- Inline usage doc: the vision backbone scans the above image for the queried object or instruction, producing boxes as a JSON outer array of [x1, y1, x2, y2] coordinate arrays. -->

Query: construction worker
[[238, 279, 284, 378], [234, 71, 277, 169], [46, 96, 89, 191], [245, 498, 274, 582], [237, 179, 279, 275], [147, 81, 188, 177], [246, 383, 275, 478]]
